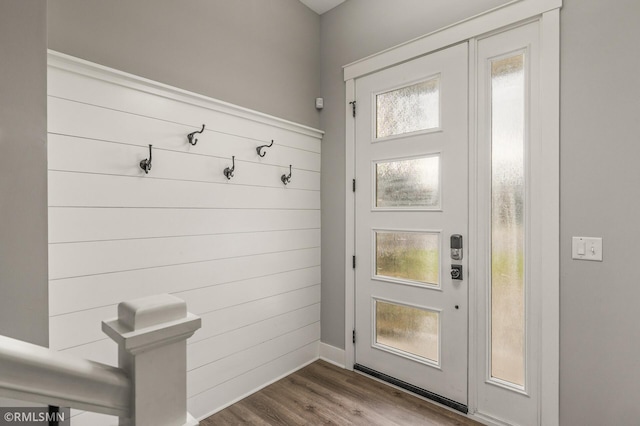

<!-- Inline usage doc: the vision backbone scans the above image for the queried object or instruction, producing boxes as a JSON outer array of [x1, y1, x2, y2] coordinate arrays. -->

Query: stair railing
[[0, 294, 201, 426]]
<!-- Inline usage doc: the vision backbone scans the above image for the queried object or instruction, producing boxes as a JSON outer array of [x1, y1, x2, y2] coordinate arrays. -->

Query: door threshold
[[353, 363, 468, 414]]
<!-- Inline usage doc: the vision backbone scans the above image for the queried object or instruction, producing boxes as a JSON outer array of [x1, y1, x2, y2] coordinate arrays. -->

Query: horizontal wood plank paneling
[[50, 284, 320, 351], [51, 268, 321, 346], [176, 267, 321, 316], [49, 171, 320, 209], [188, 322, 321, 397], [194, 285, 321, 344], [49, 207, 320, 243], [60, 338, 117, 367], [48, 98, 322, 170], [48, 52, 321, 422], [48, 134, 320, 191], [57, 303, 321, 372], [187, 304, 321, 371], [49, 248, 320, 316], [50, 304, 115, 351], [49, 229, 320, 279]]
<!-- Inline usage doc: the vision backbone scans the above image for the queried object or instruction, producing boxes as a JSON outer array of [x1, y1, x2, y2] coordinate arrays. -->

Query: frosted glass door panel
[[375, 231, 439, 285], [490, 53, 525, 387], [376, 77, 440, 139], [376, 156, 440, 208], [375, 300, 439, 363]]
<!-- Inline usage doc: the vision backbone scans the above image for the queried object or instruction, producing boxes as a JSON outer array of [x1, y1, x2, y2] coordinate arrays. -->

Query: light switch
[[572, 237, 603, 261]]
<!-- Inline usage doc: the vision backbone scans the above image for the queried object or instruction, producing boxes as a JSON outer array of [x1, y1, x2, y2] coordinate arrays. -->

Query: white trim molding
[[343, 1, 560, 424], [538, 8, 560, 426], [319, 342, 346, 368], [343, 0, 561, 81], [344, 78, 356, 370], [48, 50, 324, 140]]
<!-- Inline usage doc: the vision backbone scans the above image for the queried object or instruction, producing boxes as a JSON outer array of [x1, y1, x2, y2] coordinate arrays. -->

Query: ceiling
[[298, 0, 346, 15]]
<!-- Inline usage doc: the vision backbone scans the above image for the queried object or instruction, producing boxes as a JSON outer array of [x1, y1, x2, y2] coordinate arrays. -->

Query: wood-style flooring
[[202, 360, 482, 425]]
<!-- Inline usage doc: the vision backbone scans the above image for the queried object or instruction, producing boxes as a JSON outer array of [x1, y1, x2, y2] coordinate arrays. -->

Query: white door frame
[[343, 0, 560, 424]]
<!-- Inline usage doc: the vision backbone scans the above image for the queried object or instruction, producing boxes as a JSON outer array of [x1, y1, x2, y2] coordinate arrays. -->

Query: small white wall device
[[315, 97, 324, 109], [572, 236, 603, 261]]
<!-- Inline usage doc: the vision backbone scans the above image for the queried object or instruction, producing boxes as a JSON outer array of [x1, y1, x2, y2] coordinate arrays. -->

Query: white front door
[[354, 42, 469, 410]]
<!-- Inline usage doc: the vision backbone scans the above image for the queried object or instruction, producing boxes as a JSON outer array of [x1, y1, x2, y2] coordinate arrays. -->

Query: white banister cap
[[118, 294, 187, 331], [103, 294, 201, 354]]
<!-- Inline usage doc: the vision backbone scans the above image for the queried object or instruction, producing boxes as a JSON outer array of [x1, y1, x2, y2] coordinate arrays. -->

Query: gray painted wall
[[560, 0, 640, 424], [320, 0, 640, 424], [48, 0, 321, 129], [0, 0, 49, 346]]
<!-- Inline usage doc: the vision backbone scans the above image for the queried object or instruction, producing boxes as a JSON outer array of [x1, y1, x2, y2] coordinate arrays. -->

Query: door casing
[[343, 1, 561, 424]]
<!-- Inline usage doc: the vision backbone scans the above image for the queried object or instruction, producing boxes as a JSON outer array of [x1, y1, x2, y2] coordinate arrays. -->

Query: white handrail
[[0, 294, 201, 426], [0, 335, 130, 416]]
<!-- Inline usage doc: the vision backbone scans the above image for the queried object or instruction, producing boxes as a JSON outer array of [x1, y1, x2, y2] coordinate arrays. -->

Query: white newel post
[[102, 294, 201, 426]]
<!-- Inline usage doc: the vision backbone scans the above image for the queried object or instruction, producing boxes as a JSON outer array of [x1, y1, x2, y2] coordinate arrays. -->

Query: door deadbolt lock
[[451, 265, 463, 280], [450, 234, 463, 260]]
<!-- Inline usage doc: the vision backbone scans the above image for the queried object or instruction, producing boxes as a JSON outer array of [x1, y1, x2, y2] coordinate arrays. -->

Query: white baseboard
[[319, 342, 346, 368]]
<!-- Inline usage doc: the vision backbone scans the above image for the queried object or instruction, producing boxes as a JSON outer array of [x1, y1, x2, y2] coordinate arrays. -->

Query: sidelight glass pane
[[376, 300, 439, 363], [375, 231, 439, 285], [490, 54, 526, 386], [376, 77, 440, 138], [376, 156, 440, 208]]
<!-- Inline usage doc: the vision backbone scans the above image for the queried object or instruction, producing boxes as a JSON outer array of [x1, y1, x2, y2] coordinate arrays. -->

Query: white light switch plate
[[572, 237, 603, 261]]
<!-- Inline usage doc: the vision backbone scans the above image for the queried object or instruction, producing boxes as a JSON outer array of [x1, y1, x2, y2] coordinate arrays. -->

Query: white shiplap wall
[[47, 51, 322, 425]]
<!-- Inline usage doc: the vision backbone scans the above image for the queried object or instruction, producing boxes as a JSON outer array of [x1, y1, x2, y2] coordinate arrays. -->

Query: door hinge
[[349, 100, 356, 117], [352, 179, 356, 192], [352, 255, 356, 269], [352, 329, 356, 344]]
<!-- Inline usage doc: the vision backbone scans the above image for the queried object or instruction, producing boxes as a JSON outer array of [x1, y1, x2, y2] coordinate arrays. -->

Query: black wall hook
[[281, 165, 292, 185], [224, 156, 235, 180], [140, 144, 153, 174], [256, 140, 274, 157], [187, 124, 205, 146]]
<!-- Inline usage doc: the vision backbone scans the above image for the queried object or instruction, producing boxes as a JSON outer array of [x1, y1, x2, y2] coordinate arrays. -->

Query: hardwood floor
[[202, 360, 482, 425]]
